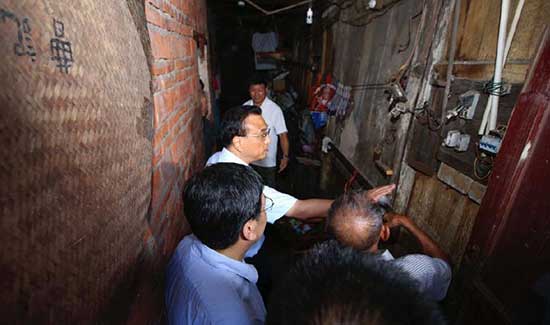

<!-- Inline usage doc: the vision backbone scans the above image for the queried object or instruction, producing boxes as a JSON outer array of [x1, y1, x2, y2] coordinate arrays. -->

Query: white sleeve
[[394, 254, 452, 301], [272, 104, 288, 135], [263, 185, 297, 223]]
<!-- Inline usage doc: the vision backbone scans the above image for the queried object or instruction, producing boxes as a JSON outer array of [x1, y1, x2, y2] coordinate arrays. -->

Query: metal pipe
[[479, 0, 523, 134], [488, 0, 511, 131], [440, 0, 461, 136]]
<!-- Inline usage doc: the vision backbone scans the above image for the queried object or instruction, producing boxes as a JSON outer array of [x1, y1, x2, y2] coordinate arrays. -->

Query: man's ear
[[380, 224, 391, 242], [242, 219, 259, 242], [232, 136, 243, 152]]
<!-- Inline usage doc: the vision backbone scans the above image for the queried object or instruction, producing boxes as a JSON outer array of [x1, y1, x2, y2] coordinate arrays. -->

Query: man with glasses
[[244, 75, 289, 187], [165, 163, 268, 324], [206, 105, 395, 257]]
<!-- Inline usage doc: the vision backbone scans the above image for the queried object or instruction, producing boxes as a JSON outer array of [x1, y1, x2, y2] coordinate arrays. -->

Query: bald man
[[326, 191, 452, 301]]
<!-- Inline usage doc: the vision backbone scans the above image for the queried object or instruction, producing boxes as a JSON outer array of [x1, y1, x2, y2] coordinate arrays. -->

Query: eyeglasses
[[263, 196, 274, 212], [243, 128, 270, 139]]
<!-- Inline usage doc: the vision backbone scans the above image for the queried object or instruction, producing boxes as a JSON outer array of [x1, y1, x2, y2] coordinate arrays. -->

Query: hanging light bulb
[[306, 6, 313, 24]]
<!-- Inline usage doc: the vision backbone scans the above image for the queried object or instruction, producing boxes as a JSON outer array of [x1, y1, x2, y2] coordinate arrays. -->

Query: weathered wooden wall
[[407, 173, 480, 266], [451, 0, 550, 83], [401, 0, 549, 268], [322, 0, 549, 268], [328, 0, 425, 186]]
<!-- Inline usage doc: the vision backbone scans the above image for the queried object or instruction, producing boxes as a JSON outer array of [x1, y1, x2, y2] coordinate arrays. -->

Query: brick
[[149, 27, 188, 59], [151, 60, 175, 76], [145, 3, 166, 28], [174, 59, 187, 70], [154, 84, 190, 123], [152, 138, 166, 166], [151, 167, 163, 211], [149, 27, 171, 59], [147, 0, 162, 9], [161, 1, 178, 20], [153, 74, 177, 92], [174, 69, 188, 82], [153, 104, 192, 148]]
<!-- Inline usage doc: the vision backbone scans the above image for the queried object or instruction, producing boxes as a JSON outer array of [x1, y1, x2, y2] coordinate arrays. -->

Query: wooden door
[[458, 29, 550, 324]]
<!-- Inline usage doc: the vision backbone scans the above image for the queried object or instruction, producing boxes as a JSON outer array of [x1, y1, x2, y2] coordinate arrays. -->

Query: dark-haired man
[[165, 163, 267, 324], [268, 240, 446, 325], [326, 191, 452, 301], [206, 105, 395, 257], [244, 75, 289, 186]]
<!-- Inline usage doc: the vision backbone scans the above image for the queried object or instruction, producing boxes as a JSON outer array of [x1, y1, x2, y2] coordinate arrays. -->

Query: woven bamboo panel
[[0, 1, 152, 323]]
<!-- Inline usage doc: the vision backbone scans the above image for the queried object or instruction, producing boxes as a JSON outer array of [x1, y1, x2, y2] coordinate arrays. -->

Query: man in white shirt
[[243, 75, 289, 188], [206, 105, 395, 257], [326, 191, 452, 301]]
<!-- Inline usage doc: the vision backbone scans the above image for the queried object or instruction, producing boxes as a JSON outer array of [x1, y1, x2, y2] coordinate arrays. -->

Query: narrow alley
[[1, 0, 549, 324]]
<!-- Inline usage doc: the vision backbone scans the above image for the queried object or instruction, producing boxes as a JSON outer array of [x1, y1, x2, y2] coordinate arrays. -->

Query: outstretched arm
[[386, 213, 451, 264], [286, 199, 332, 220], [285, 184, 397, 221]]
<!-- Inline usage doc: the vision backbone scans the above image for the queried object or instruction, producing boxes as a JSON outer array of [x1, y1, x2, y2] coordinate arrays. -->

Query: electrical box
[[458, 90, 480, 119], [444, 130, 470, 152], [479, 134, 502, 154]]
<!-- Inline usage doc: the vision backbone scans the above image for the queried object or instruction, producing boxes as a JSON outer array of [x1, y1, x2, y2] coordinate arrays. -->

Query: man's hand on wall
[[364, 184, 395, 203]]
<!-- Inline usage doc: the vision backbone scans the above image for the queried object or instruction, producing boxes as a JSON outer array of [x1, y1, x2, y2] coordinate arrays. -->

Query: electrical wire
[[398, 9, 424, 53], [484, 80, 508, 96], [344, 170, 358, 193], [338, 0, 403, 27], [473, 149, 493, 180], [415, 103, 443, 131], [243, 0, 312, 16], [325, 0, 355, 10]]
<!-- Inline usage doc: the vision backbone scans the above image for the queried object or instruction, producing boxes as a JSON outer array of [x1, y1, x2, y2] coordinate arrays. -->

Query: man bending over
[[326, 191, 452, 301]]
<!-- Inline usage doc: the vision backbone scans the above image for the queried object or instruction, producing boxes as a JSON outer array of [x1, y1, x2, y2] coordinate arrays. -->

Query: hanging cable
[[344, 170, 359, 193], [338, 0, 403, 27], [243, 0, 312, 16]]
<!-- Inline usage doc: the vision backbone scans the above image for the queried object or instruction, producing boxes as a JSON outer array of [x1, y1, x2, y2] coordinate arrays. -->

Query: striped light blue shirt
[[165, 235, 266, 325], [381, 250, 452, 301]]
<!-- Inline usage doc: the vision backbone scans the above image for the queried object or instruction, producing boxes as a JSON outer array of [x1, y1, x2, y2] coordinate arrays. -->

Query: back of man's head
[[218, 105, 262, 148], [183, 163, 263, 250], [267, 240, 445, 325], [327, 191, 388, 251]]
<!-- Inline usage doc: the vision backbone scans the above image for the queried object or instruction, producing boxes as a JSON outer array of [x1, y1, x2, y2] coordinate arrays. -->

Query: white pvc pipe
[[479, 0, 524, 135], [488, 0, 510, 132]]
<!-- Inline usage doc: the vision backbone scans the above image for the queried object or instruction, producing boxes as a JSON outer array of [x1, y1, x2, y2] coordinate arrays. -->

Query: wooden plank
[[455, 0, 549, 62], [433, 62, 530, 84], [406, 172, 479, 267]]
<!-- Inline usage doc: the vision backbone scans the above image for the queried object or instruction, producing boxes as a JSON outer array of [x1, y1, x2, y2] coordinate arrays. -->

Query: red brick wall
[[127, 0, 208, 322], [147, 0, 207, 256]]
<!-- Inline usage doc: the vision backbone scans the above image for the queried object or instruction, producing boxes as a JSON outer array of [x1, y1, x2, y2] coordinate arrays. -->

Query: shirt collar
[[380, 249, 395, 261], [187, 234, 259, 283], [219, 148, 249, 166]]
